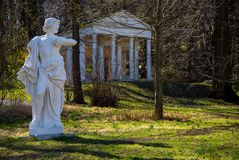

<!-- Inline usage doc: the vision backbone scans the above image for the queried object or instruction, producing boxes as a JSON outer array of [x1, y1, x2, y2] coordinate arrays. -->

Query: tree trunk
[[0, 0, 5, 85], [154, 0, 163, 120], [212, 0, 239, 103], [72, 0, 85, 104]]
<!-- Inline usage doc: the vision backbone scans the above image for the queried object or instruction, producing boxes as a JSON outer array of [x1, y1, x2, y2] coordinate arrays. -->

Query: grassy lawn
[[0, 81, 238, 160]]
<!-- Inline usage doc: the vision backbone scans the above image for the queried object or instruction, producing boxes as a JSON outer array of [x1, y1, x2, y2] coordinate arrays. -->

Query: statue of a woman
[[17, 18, 76, 138]]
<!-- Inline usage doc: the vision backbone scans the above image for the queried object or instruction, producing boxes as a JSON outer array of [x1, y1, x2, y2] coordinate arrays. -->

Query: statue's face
[[43, 18, 60, 34], [50, 23, 60, 34]]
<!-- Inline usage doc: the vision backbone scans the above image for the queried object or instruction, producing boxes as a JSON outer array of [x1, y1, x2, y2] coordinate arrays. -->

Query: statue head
[[43, 18, 60, 34]]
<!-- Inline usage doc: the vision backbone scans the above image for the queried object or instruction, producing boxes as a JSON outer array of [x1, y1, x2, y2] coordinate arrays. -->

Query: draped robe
[[17, 36, 66, 136]]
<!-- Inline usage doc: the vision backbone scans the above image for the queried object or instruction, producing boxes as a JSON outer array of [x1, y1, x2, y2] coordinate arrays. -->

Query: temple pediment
[[79, 10, 152, 39]]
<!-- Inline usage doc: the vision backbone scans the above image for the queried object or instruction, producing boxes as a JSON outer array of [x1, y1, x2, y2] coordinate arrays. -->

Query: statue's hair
[[43, 17, 60, 32]]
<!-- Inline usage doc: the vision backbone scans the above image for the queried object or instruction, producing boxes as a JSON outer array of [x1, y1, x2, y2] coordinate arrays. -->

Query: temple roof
[[79, 10, 152, 39]]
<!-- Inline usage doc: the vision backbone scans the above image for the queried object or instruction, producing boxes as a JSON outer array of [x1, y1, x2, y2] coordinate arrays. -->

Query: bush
[[90, 82, 118, 107]]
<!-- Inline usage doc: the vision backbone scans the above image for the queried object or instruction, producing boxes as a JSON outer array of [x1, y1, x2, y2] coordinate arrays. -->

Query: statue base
[[29, 126, 64, 135], [30, 133, 64, 140], [29, 126, 66, 140], [29, 133, 75, 140]]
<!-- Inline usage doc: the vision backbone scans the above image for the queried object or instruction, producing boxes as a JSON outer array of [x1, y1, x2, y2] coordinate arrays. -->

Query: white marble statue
[[17, 18, 77, 137]]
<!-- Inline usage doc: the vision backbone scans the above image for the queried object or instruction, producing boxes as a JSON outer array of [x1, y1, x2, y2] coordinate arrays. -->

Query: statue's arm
[[54, 37, 77, 47]]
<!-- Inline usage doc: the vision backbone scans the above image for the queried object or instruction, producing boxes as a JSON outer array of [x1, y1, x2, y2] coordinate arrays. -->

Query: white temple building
[[64, 10, 152, 83]]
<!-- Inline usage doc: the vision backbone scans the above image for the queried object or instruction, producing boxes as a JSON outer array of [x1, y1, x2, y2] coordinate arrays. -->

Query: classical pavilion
[[64, 10, 152, 83]]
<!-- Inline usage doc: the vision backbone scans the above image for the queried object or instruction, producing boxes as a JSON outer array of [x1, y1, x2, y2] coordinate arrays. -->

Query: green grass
[[0, 81, 238, 160]]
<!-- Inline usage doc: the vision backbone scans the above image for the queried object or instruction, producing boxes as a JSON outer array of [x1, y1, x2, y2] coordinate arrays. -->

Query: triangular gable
[[92, 10, 151, 30], [79, 10, 152, 38]]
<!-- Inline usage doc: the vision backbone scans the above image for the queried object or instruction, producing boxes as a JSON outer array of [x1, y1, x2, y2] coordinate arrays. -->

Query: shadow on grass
[[169, 98, 209, 107], [165, 97, 239, 120], [83, 82, 154, 103], [131, 158, 173, 160], [130, 81, 154, 92], [0, 119, 29, 132], [213, 112, 239, 119], [0, 136, 172, 160], [57, 136, 171, 148], [118, 100, 154, 110], [132, 81, 212, 99], [0, 145, 122, 159], [171, 97, 237, 107], [0, 153, 44, 160], [180, 124, 239, 136], [117, 85, 154, 101]]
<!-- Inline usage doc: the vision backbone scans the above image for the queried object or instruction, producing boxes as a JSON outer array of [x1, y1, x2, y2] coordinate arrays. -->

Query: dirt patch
[[179, 124, 239, 136], [110, 110, 191, 122], [0, 105, 31, 123]]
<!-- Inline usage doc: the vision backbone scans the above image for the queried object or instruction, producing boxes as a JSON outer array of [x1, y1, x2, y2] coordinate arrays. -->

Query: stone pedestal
[[30, 133, 75, 140], [29, 126, 64, 137]]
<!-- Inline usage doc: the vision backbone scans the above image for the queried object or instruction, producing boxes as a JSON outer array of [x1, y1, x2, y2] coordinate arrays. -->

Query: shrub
[[90, 82, 118, 107]]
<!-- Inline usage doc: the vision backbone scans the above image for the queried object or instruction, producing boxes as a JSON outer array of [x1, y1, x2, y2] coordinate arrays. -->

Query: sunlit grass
[[0, 81, 238, 159]]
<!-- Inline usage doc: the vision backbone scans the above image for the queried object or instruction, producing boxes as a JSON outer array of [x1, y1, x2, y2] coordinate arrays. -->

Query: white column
[[123, 48, 127, 79], [129, 37, 134, 80], [117, 45, 122, 80], [80, 34, 85, 81], [147, 39, 152, 80], [92, 34, 97, 78], [111, 34, 117, 80], [134, 41, 139, 81], [99, 44, 104, 81]]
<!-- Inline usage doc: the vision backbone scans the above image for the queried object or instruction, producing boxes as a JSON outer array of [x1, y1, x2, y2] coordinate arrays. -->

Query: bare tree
[[71, 0, 85, 104], [154, 0, 163, 120], [20, 0, 45, 39], [0, 0, 28, 106], [43, 0, 86, 103], [212, 0, 239, 102]]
